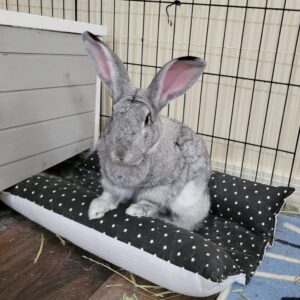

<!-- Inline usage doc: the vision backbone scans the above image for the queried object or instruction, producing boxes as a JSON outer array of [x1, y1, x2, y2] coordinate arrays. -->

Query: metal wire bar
[[196, 0, 212, 138], [182, 0, 194, 124], [255, 0, 286, 181], [224, 0, 248, 172], [270, 24, 300, 185], [154, 0, 162, 75], [210, 0, 230, 157], [240, 0, 268, 178], [121, 0, 300, 12], [140, 0, 146, 88], [167, 1, 178, 117], [123, 61, 300, 88]]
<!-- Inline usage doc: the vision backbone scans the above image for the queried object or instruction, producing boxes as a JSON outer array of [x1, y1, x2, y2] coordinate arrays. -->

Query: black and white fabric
[[1, 152, 294, 297]]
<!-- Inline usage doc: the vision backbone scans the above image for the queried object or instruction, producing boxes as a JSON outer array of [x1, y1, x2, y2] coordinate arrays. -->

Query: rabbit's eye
[[144, 113, 151, 126]]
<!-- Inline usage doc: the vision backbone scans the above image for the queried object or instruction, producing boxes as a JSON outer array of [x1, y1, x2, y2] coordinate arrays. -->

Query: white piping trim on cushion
[[0, 192, 246, 297]]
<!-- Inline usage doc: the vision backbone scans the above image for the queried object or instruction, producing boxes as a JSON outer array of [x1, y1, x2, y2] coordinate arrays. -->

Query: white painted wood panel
[[0, 138, 93, 191], [0, 10, 107, 36], [1, 25, 87, 55], [0, 112, 94, 166], [0, 85, 95, 129], [0, 54, 96, 92]]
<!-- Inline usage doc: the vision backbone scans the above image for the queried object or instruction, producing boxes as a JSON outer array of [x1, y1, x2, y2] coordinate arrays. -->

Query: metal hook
[[166, 0, 181, 26]]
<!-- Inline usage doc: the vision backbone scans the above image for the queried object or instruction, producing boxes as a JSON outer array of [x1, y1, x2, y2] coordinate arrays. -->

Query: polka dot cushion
[[209, 172, 294, 243], [1, 152, 294, 297]]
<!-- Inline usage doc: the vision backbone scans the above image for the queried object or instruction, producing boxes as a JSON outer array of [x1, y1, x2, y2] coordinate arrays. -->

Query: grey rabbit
[[83, 31, 211, 230]]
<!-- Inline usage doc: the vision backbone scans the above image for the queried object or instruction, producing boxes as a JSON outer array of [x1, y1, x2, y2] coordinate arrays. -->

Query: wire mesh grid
[[1, 0, 300, 192]]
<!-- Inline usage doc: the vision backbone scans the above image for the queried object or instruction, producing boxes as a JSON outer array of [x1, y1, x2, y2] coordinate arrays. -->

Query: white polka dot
[[125, 218, 129, 221], [258, 211, 262, 214], [150, 240, 154, 244], [192, 245, 196, 249], [23, 188, 27, 192], [69, 208, 73, 212], [72, 198, 76, 201], [58, 203, 62, 206], [112, 224, 115, 228], [123, 228, 127, 232], [254, 190, 258, 194], [137, 234, 141, 238], [164, 233, 168, 237], [163, 245, 167, 250], [205, 263, 209, 268], [151, 228, 155, 232], [178, 239, 182, 243], [190, 236, 194, 239], [113, 214, 118, 217], [49, 199, 53, 202], [246, 205, 249, 209], [139, 223, 143, 226], [234, 191, 238, 195], [81, 202, 85, 205], [191, 258, 195, 262], [245, 195, 249, 199], [79, 212, 83, 216], [177, 252, 181, 256], [250, 216, 253, 220], [206, 253, 210, 256], [234, 201, 238, 205], [261, 222, 265, 226]]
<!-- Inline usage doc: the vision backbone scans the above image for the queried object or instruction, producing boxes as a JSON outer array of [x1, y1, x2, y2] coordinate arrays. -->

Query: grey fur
[[83, 31, 211, 230]]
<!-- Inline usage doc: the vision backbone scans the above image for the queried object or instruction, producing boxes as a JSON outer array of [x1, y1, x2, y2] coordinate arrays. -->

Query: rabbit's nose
[[115, 148, 126, 161]]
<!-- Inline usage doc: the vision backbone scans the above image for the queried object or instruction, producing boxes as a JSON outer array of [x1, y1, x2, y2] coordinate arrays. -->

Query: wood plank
[[0, 138, 93, 190], [0, 85, 95, 129], [0, 215, 111, 300], [0, 54, 96, 92], [0, 112, 94, 165], [0, 25, 89, 55], [0, 10, 107, 36]]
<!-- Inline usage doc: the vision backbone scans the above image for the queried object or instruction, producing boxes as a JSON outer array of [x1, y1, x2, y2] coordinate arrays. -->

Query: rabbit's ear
[[147, 57, 206, 112], [83, 31, 132, 102]]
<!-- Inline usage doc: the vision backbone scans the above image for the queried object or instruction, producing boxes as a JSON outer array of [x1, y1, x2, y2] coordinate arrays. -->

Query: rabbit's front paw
[[125, 201, 158, 218], [88, 195, 117, 220]]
